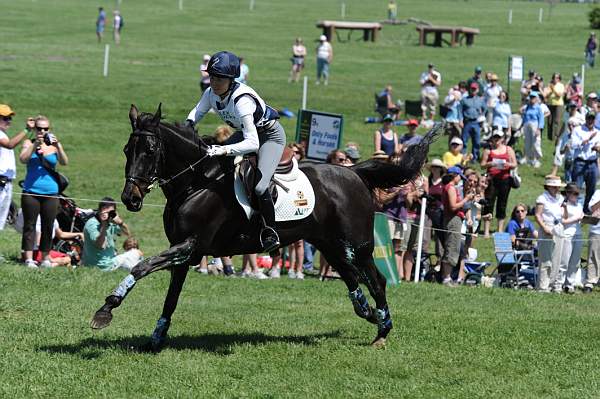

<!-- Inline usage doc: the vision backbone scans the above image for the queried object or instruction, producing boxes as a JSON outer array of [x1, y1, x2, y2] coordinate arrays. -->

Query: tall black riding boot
[[257, 191, 280, 253]]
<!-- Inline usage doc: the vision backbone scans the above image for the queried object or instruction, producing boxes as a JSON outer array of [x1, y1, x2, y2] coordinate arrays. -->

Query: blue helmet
[[207, 51, 240, 79]]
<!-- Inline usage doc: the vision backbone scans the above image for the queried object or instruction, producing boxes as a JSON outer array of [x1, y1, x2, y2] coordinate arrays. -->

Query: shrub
[[589, 6, 600, 29]]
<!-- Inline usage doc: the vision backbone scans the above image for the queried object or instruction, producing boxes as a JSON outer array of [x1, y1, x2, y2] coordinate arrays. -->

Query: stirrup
[[260, 226, 280, 252]]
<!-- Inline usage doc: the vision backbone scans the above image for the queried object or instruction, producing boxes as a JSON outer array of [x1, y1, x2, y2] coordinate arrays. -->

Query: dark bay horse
[[90, 104, 439, 349]]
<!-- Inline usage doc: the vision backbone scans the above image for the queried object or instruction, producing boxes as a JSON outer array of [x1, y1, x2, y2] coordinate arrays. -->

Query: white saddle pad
[[234, 157, 315, 222]]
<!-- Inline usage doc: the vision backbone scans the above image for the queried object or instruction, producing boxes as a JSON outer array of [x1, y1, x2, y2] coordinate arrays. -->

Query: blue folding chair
[[493, 232, 537, 288]]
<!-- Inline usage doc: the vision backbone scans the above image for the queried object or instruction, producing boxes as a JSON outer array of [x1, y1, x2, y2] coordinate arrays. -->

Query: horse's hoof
[[90, 310, 113, 330], [371, 337, 386, 349]]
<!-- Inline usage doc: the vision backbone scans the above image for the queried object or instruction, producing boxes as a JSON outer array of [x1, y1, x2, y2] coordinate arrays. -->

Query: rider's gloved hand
[[184, 119, 195, 130], [207, 145, 228, 157]]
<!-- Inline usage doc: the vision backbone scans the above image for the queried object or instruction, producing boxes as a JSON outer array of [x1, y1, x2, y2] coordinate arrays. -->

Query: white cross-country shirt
[[0, 129, 16, 179], [187, 82, 276, 155]]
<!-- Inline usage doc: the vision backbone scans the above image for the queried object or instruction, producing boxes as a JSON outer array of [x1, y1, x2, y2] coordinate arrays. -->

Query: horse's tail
[[351, 123, 443, 191]]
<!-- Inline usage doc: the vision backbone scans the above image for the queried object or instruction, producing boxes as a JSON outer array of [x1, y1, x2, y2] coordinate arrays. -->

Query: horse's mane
[[137, 112, 216, 146]]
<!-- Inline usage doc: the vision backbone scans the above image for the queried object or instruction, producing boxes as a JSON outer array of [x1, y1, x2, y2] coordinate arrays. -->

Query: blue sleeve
[[506, 220, 518, 235], [457, 102, 463, 121], [537, 107, 545, 129]]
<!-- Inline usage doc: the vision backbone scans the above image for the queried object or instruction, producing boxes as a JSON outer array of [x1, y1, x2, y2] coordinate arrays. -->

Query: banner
[[509, 55, 523, 81], [295, 109, 343, 162], [373, 212, 399, 286]]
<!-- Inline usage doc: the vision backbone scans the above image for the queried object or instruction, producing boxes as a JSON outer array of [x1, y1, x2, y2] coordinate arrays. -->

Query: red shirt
[[487, 147, 511, 179], [442, 182, 465, 220]]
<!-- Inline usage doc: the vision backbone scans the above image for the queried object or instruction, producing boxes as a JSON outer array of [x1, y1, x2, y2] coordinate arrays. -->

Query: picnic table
[[415, 25, 480, 47], [316, 20, 382, 42]]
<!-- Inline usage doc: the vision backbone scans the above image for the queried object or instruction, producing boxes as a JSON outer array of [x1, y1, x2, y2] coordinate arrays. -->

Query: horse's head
[[122, 104, 163, 212]]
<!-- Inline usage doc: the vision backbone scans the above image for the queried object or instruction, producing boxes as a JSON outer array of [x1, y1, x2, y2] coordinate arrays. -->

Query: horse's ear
[[151, 103, 162, 126], [129, 104, 139, 131]]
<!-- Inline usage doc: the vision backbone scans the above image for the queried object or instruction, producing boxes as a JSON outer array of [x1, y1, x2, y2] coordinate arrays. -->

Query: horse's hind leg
[[90, 237, 196, 330], [360, 254, 393, 348], [147, 266, 189, 352]]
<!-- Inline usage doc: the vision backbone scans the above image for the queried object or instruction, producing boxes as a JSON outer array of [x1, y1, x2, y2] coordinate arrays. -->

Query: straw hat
[[543, 175, 566, 188], [426, 158, 447, 171], [371, 150, 389, 160]]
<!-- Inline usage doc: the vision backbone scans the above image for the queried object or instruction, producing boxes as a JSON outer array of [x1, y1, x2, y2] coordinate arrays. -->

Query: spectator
[[506, 203, 538, 250], [545, 72, 565, 141], [19, 115, 69, 269], [289, 37, 306, 83], [419, 63, 441, 122], [571, 112, 600, 213], [492, 91, 511, 136], [480, 130, 517, 237], [520, 91, 544, 168], [441, 166, 474, 286], [315, 35, 332, 85], [375, 85, 401, 120], [466, 66, 483, 96], [344, 146, 360, 165], [484, 74, 502, 127], [583, 188, 600, 293], [443, 87, 462, 138], [240, 253, 269, 279], [565, 74, 583, 109], [0, 105, 29, 231], [551, 103, 582, 180], [112, 10, 122, 45], [199, 54, 211, 92], [96, 7, 106, 43], [443, 136, 471, 168], [520, 70, 538, 104], [581, 92, 598, 119], [373, 115, 399, 156], [82, 197, 142, 271], [460, 82, 486, 161], [560, 183, 584, 294], [387, 0, 397, 21], [371, 150, 388, 161], [235, 57, 249, 84], [534, 175, 565, 292], [585, 32, 597, 68], [425, 159, 447, 260], [399, 119, 422, 151], [326, 149, 349, 165]]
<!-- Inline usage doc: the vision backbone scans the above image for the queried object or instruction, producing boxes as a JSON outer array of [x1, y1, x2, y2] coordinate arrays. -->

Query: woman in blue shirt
[[506, 203, 538, 250], [19, 115, 69, 269]]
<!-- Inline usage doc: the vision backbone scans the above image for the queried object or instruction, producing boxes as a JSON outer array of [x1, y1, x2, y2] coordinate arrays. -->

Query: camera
[[43, 133, 53, 146], [108, 210, 117, 219], [478, 198, 490, 207]]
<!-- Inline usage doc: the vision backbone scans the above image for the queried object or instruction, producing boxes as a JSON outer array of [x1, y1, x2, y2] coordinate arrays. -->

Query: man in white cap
[[0, 104, 29, 230], [316, 34, 333, 85], [199, 54, 211, 92]]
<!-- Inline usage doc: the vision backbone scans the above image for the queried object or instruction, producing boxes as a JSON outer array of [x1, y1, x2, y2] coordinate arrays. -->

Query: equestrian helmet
[[207, 51, 240, 79]]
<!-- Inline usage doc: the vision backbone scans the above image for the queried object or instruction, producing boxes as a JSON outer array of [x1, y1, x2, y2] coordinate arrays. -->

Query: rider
[[185, 51, 285, 253]]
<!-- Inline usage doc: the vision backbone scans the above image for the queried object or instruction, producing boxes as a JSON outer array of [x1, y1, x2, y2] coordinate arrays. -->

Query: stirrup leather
[[260, 226, 280, 251]]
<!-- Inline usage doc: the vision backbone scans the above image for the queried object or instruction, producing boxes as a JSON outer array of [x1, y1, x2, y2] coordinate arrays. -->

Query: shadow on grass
[[37, 330, 342, 358]]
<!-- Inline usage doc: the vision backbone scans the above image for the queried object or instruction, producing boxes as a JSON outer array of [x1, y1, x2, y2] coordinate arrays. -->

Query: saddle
[[238, 146, 295, 209]]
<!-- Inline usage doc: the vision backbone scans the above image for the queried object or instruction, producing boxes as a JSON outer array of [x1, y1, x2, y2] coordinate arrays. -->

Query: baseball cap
[[0, 104, 15, 117], [529, 91, 539, 98], [469, 82, 479, 89], [407, 119, 419, 127], [382, 114, 394, 122], [528, 69, 535, 76], [450, 137, 463, 146], [491, 129, 505, 137], [344, 147, 361, 160], [447, 165, 466, 179], [475, 66, 482, 73], [319, 34, 327, 41], [587, 92, 598, 100], [428, 63, 434, 68]]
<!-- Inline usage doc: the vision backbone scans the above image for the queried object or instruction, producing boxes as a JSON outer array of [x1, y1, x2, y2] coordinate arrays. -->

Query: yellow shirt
[[443, 151, 464, 167], [548, 82, 565, 106]]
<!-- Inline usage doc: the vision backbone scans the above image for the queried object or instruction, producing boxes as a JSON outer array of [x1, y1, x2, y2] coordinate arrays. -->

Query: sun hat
[[543, 175, 566, 188], [319, 34, 327, 41], [371, 150, 389, 160], [450, 136, 463, 146], [490, 73, 498, 81], [426, 158, 447, 171], [382, 114, 394, 122], [491, 129, 505, 137], [447, 165, 466, 179], [344, 146, 361, 160], [0, 104, 15, 117], [407, 119, 419, 127]]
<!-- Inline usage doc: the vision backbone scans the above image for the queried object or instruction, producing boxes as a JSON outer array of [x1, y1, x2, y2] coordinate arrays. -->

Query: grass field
[[3, 0, 600, 397]]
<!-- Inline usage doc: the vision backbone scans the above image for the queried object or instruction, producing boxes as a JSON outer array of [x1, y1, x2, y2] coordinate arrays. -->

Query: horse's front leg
[[148, 266, 190, 352], [90, 236, 197, 330]]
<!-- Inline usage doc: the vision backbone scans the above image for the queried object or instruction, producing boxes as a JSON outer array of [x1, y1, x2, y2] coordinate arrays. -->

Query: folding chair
[[492, 232, 536, 288]]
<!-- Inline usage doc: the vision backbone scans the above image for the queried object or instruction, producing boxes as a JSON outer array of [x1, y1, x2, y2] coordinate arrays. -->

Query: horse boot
[[257, 190, 280, 253]]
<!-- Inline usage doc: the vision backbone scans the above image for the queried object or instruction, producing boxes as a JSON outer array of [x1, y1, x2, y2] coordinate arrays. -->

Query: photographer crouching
[[19, 115, 69, 269], [82, 197, 143, 271]]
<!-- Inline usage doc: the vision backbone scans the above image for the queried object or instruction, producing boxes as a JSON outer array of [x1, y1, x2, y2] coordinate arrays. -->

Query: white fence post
[[103, 44, 110, 77], [413, 197, 427, 283], [302, 76, 308, 109]]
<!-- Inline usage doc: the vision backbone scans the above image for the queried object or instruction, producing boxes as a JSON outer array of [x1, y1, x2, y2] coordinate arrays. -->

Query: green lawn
[[2, 0, 600, 397]]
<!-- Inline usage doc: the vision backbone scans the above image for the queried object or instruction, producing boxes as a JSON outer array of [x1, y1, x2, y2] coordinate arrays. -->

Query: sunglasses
[[2, 116, 12, 121], [516, 209, 526, 213], [336, 157, 347, 162], [451, 143, 460, 146], [36, 126, 49, 131]]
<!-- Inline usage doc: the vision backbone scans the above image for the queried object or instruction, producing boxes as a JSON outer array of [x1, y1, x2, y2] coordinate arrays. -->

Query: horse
[[90, 104, 439, 350]]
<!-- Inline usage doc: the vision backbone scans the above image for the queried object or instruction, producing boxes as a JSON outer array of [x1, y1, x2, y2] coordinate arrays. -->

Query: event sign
[[295, 109, 344, 162], [509, 55, 523, 81], [373, 213, 399, 286]]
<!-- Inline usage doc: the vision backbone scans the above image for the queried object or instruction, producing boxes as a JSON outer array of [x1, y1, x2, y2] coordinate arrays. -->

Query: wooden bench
[[415, 25, 480, 47], [317, 20, 382, 42]]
